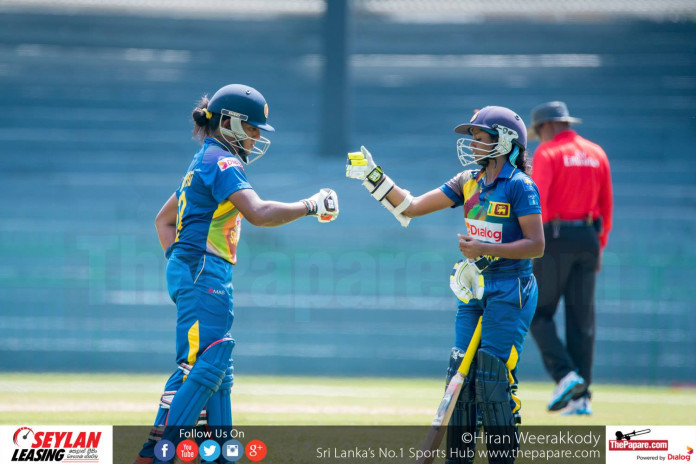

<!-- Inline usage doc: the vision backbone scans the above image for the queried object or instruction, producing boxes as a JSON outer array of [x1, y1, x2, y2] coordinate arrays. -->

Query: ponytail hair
[[513, 147, 530, 174], [191, 95, 220, 141]]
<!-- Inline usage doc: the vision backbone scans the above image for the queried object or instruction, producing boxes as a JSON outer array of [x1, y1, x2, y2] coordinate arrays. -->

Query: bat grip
[[457, 316, 482, 377]]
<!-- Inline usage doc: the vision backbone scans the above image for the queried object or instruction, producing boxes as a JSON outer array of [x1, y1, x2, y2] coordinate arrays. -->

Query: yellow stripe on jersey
[[506, 345, 521, 412], [462, 178, 479, 203], [187, 321, 200, 365], [212, 200, 236, 219], [506, 345, 519, 387], [207, 201, 242, 264]]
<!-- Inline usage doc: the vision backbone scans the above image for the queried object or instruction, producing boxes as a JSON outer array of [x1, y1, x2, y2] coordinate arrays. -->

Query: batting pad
[[475, 349, 518, 463], [165, 338, 235, 426], [206, 365, 234, 426]]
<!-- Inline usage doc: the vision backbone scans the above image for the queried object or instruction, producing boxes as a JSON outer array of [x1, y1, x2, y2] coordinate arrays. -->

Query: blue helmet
[[208, 84, 274, 164], [454, 106, 527, 167]]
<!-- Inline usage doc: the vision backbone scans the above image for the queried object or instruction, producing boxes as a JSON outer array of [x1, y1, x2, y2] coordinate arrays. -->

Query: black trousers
[[530, 224, 600, 388]]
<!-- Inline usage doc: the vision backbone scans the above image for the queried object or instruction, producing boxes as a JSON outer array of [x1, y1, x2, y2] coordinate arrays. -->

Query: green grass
[[0, 373, 693, 425]]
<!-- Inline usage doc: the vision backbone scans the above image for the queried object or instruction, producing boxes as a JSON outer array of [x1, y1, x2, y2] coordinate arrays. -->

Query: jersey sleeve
[[439, 171, 472, 207], [509, 174, 542, 217], [211, 156, 253, 203]]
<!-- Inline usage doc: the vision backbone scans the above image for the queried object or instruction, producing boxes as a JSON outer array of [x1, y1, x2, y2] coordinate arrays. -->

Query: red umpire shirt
[[531, 129, 613, 249]]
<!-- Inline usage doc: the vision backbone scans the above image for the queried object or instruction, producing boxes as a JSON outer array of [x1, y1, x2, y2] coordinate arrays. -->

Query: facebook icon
[[155, 440, 175, 462]]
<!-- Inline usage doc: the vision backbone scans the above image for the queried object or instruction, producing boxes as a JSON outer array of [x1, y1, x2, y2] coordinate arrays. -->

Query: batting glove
[[346, 145, 378, 181], [346, 146, 413, 227], [450, 260, 485, 303], [303, 188, 339, 223]]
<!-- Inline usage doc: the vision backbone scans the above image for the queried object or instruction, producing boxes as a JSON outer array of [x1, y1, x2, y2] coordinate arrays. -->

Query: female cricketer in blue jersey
[[347, 106, 544, 463], [134, 84, 339, 464]]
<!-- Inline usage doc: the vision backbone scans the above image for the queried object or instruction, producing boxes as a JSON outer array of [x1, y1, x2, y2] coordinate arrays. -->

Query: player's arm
[[346, 146, 453, 225], [155, 193, 178, 252], [229, 188, 338, 227], [458, 213, 545, 260], [384, 186, 455, 218]]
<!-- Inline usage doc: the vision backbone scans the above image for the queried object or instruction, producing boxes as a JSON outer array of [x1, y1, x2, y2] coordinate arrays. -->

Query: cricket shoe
[[561, 395, 592, 415], [547, 371, 585, 411]]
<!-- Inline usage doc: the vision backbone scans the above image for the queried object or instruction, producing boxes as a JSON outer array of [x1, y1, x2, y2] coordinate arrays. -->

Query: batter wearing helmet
[[133, 84, 339, 464], [347, 106, 544, 463]]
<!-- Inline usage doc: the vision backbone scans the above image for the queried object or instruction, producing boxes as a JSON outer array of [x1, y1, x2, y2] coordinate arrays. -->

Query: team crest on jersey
[[487, 201, 510, 218], [217, 157, 243, 171]]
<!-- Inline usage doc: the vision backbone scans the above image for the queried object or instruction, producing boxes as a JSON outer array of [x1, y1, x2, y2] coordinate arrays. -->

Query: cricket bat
[[415, 317, 482, 464]]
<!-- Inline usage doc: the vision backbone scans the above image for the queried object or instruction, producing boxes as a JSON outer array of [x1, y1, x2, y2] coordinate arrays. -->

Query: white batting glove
[[303, 188, 339, 223], [346, 145, 413, 227], [450, 260, 485, 303], [346, 146, 378, 181]]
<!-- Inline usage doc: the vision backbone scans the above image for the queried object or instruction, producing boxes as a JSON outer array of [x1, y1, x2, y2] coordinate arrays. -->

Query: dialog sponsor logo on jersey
[[606, 425, 696, 464], [465, 219, 502, 243], [1, 426, 113, 463], [487, 201, 510, 218], [218, 157, 243, 172]]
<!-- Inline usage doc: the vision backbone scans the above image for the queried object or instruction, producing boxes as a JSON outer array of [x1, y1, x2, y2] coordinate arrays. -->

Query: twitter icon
[[199, 440, 221, 462]]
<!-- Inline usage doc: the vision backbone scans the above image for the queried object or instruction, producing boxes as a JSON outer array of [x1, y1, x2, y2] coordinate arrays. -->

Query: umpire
[[528, 101, 613, 415]]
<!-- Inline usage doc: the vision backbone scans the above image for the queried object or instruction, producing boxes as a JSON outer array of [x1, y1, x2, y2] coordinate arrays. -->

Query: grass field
[[0, 373, 694, 426]]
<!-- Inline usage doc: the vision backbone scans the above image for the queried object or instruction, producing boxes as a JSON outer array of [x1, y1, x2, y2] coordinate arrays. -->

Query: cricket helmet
[[208, 84, 274, 164], [454, 106, 527, 167]]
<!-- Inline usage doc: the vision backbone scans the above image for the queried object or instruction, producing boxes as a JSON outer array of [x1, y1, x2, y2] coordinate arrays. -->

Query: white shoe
[[547, 371, 585, 411], [561, 396, 592, 415]]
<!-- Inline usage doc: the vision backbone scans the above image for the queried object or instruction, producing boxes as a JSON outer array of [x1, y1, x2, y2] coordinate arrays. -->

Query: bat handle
[[456, 316, 482, 377]]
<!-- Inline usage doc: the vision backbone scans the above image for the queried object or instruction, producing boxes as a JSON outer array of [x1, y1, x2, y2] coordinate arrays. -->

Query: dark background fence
[[0, 1, 694, 385]]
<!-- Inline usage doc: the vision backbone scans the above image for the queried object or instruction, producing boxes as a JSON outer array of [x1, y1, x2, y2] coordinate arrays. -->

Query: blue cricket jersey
[[440, 162, 541, 276], [167, 138, 252, 264]]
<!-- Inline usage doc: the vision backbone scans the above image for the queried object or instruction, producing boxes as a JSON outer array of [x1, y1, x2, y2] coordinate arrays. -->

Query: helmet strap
[[508, 146, 520, 167]]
